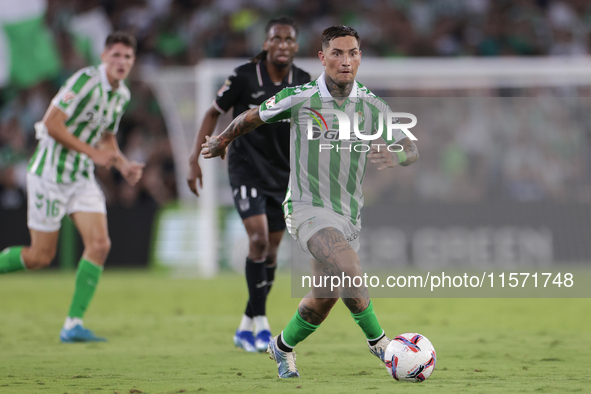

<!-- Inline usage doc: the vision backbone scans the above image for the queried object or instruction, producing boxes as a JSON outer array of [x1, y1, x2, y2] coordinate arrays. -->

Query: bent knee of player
[[248, 233, 269, 258], [84, 236, 111, 264], [335, 253, 362, 277], [24, 246, 57, 269]]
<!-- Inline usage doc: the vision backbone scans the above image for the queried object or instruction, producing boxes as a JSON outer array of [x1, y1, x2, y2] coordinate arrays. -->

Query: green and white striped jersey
[[28, 64, 130, 183], [259, 72, 406, 226]]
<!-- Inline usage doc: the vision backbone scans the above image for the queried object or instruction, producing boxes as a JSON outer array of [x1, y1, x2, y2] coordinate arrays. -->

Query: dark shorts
[[231, 184, 286, 232]]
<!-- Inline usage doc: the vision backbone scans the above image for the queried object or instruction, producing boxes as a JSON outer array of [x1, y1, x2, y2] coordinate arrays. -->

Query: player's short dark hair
[[265, 16, 299, 38], [321, 25, 360, 50], [105, 31, 137, 54]]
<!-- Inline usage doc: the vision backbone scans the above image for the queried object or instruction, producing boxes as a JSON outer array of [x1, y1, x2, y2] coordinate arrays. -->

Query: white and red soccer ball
[[384, 333, 436, 382]]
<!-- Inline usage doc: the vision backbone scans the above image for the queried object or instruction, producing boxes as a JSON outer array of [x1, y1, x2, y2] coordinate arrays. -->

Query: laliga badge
[[265, 96, 275, 108], [63, 91, 76, 103]]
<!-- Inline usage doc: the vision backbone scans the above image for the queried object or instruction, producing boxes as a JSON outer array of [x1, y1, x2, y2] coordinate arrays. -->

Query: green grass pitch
[[0, 270, 589, 393]]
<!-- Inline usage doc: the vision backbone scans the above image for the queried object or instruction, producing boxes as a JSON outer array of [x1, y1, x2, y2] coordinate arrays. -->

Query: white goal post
[[141, 56, 591, 276]]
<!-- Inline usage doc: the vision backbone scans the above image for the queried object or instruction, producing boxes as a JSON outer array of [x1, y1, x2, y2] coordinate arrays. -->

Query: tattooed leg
[[297, 294, 338, 326], [278, 227, 374, 352], [307, 227, 369, 315], [297, 256, 339, 325]]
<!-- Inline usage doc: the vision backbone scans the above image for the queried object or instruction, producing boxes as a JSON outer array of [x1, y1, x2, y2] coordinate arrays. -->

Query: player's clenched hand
[[121, 161, 145, 186], [201, 135, 227, 160], [90, 149, 117, 169], [187, 160, 203, 196], [368, 144, 397, 170]]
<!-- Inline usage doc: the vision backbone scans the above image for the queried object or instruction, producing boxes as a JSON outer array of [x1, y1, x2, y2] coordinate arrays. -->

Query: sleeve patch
[[63, 91, 76, 104], [217, 79, 231, 97], [265, 96, 276, 108]]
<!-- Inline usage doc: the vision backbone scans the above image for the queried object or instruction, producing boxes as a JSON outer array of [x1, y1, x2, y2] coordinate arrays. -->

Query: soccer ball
[[384, 333, 436, 382]]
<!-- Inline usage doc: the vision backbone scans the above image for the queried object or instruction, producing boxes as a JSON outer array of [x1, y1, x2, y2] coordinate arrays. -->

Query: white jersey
[[27, 64, 130, 183], [259, 72, 406, 226]]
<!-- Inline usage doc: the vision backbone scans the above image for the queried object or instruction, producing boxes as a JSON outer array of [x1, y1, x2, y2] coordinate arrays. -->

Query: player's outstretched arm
[[201, 107, 264, 159], [43, 105, 117, 168], [369, 137, 419, 170], [99, 132, 144, 186], [187, 106, 222, 196], [397, 137, 419, 167]]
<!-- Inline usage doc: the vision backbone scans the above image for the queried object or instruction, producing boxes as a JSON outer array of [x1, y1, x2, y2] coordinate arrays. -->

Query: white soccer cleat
[[368, 334, 391, 363], [267, 335, 300, 378]]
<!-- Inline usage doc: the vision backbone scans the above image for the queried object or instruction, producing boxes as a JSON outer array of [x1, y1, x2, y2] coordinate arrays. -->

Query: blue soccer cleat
[[60, 325, 107, 343], [267, 335, 300, 378], [255, 329, 272, 353], [233, 330, 256, 352]]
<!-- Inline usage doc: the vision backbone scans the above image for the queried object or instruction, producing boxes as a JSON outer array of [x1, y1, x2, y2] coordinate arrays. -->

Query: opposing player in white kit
[[0, 31, 143, 342], [202, 25, 419, 377]]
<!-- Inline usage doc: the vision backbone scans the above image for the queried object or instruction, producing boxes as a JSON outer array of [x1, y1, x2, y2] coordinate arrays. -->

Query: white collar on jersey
[[98, 63, 113, 92], [317, 72, 359, 102], [99, 63, 127, 94]]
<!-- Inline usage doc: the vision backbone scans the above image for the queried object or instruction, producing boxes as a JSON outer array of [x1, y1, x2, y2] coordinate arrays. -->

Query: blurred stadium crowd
[[56, 0, 591, 64], [361, 94, 590, 204], [60, 0, 591, 63], [2, 0, 591, 210]]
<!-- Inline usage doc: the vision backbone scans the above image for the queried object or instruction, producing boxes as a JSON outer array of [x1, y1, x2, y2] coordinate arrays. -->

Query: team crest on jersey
[[265, 96, 276, 108], [357, 111, 365, 124], [63, 91, 75, 104]]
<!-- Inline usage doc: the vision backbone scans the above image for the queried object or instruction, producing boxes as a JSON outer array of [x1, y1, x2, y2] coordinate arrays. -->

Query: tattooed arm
[[369, 136, 419, 170], [201, 107, 264, 159]]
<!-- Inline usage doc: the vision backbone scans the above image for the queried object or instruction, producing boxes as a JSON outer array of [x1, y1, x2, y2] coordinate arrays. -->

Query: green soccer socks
[[67, 259, 103, 319], [280, 310, 320, 349], [279, 301, 384, 351], [351, 300, 384, 341], [0, 246, 26, 273]]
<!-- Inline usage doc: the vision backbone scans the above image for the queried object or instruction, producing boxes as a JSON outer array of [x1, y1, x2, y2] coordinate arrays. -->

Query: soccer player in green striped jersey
[[202, 25, 419, 378], [0, 32, 144, 343]]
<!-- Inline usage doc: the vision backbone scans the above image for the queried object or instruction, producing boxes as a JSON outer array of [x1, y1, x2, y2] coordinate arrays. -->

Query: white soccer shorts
[[285, 204, 361, 260], [26, 173, 106, 232]]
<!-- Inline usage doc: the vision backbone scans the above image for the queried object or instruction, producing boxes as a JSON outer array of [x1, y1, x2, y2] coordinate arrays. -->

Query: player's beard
[[272, 60, 290, 69], [271, 53, 292, 69]]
